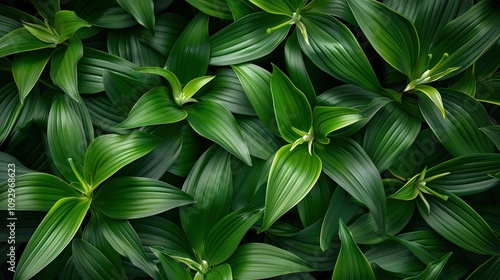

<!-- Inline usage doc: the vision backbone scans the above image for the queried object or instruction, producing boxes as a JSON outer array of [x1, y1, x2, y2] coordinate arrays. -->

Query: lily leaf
[[52, 36, 84, 102], [115, 0, 154, 33], [0, 28, 56, 58], [313, 106, 365, 141], [205, 264, 233, 280], [412, 85, 445, 118], [12, 49, 53, 104], [72, 239, 126, 280], [54, 10, 91, 43], [249, 0, 294, 15], [150, 247, 192, 280], [403, 252, 452, 280], [186, 0, 233, 20]]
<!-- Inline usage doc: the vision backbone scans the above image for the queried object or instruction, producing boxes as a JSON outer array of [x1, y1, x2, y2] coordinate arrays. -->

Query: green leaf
[[363, 102, 421, 172], [186, 0, 233, 20], [271, 64, 312, 143], [205, 207, 263, 265], [54, 10, 91, 43], [249, 0, 294, 15], [417, 189, 500, 255], [210, 12, 291, 65], [180, 145, 233, 258], [186, 100, 252, 166], [117, 86, 187, 128], [52, 36, 84, 101], [260, 145, 322, 232], [115, 0, 154, 33], [297, 174, 332, 227], [0, 173, 80, 212], [98, 211, 161, 279], [346, 0, 419, 77], [412, 85, 445, 118], [480, 125, 500, 150], [137, 12, 187, 57], [227, 243, 315, 279], [107, 31, 163, 67], [181, 75, 215, 103], [135, 67, 181, 98], [94, 176, 193, 219], [12, 49, 52, 104], [232, 63, 278, 134], [83, 131, 160, 188], [332, 220, 376, 280], [22, 22, 58, 44], [299, 13, 382, 93], [419, 89, 496, 157], [150, 247, 192, 280], [0, 83, 23, 146], [404, 252, 452, 280], [227, 0, 258, 20], [303, 0, 356, 24], [47, 96, 87, 186], [466, 256, 500, 280], [317, 137, 386, 235], [449, 68, 476, 97], [237, 117, 281, 160], [205, 264, 233, 280], [0, 28, 56, 58], [475, 76, 500, 105], [166, 13, 210, 84], [72, 239, 126, 280], [314, 106, 365, 141], [14, 197, 91, 280], [0, 4, 42, 36], [30, 0, 60, 23]]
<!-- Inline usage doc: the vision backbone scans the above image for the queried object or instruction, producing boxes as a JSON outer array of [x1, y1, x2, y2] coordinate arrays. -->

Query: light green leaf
[[180, 145, 233, 258], [22, 21, 58, 44], [12, 49, 52, 104], [210, 12, 291, 65], [314, 106, 365, 141], [363, 102, 421, 172], [249, 0, 294, 15], [299, 13, 382, 93], [135, 66, 181, 97], [332, 220, 376, 280], [404, 252, 452, 280], [317, 137, 386, 235], [98, 211, 161, 279], [117, 86, 187, 128], [466, 256, 500, 280], [205, 207, 263, 265], [480, 126, 500, 150], [227, 243, 315, 279], [14, 197, 91, 280], [227, 0, 258, 20], [417, 189, 500, 255], [205, 264, 233, 280], [54, 10, 91, 43], [115, 0, 154, 33], [0, 4, 42, 36], [271, 64, 312, 143], [0, 173, 80, 212], [413, 85, 445, 118], [186, 100, 252, 166], [166, 13, 210, 84], [260, 145, 322, 232], [47, 96, 87, 187], [150, 247, 192, 280], [346, 0, 419, 77], [52, 36, 84, 101], [419, 89, 496, 157], [94, 176, 193, 220], [181, 75, 215, 103], [72, 239, 126, 280], [186, 0, 233, 20], [0, 28, 56, 58], [83, 131, 160, 188]]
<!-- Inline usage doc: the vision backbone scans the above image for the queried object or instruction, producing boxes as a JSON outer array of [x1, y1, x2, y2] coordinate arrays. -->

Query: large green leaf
[[332, 220, 376, 280], [205, 264, 233, 280], [98, 211, 161, 279], [94, 176, 193, 219], [186, 100, 252, 166], [115, 0, 155, 33], [419, 89, 495, 157], [47, 96, 87, 186], [428, 0, 500, 78], [180, 145, 233, 258], [232, 63, 278, 134], [0, 83, 23, 146], [227, 243, 315, 279], [271, 64, 312, 143], [0, 173, 80, 212], [52, 37, 83, 101], [363, 102, 421, 172], [137, 12, 187, 57], [480, 125, 500, 150], [54, 10, 91, 43], [166, 13, 209, 84], [14, 197, 91, 280], [72, 239, 126, 280], [210, 12, 291, 65], [303, 0, 356, 24], [237, 117, 281, 161], [297, 174, 332, 227], [186, 0, 233, 20], [12, 49, 52, 104], [347, 0, 419, 77], [313, 106, 365, 141], [466, 256, 500, 280], [150, 247, 192, 280], [0, 4, 42, 36], [117, 86, 187, 128], [83, 131, 160, 188], [107, 31, 163, 67], [417, 189, 500, 255], [0, 28, 56, 58], [299, 13, 382, 93], [317, 137, 386, 235], [260, 145, 322, 232], [205, 207, 262, 265], [404, 252, 452, 280], [249, 0, 295, 15]]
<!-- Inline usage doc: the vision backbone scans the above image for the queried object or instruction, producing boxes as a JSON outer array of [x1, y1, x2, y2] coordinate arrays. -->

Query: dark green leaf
[[72, 239, 126, 280], [186, 100, 252, 166], [107, 31, 163, 67], [466, 256, 500, 280], [14, 197, 91, 280], [0, 83, 23, 146], [115, 0, 155, 33], [303, 0, 356, 24], [0, 4, 42, 36], [449, 68, 476, 97], [186, 0, 233, 20], [150, 247, 192, 280], [227, 0, 258, 20], [475, 76, 500, 105], [297, 174, 331, 228], [12, 49, 52, 104], [227, 243, 315, 279], [210, 12, 291, 65], [260, 145, 322, 232], [403, 252, 451, 280], [205, 264, 233, 280], [249, 0, 294, 15], [54, 10, 91, 43], [480, 125, 500, 150], [0, 28, 56, 58], [237, 116, 281, 160], [52, 37, 83, 101]]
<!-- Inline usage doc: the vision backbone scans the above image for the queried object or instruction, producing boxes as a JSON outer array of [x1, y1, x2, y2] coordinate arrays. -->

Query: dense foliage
[[1, 0, 499, 279]]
